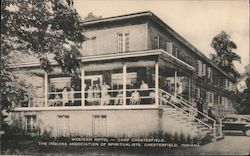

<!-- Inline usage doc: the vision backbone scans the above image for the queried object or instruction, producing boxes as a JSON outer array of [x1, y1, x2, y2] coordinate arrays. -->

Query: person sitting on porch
[[140, 80, 149, 90], [140, 80, 149, 104], [62, 87, 69, 106], [169, 83, 175, 95], [93, 84, 101, 105], [102, 92, 111, 105], [87, 86, 94, 105], [115, 91, 123, 105], [54, 94, 62, 106], [149, 91, 155, 104], [68, 87, 74, 106], [101, 82, 110, 96], [130, 90, 140, 105]]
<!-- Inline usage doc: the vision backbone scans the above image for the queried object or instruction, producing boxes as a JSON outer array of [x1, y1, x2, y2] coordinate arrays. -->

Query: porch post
[[174, 70, 177, 97], [123, 63, 127, 105], [44, 72, 48, 107], [81, 68, 85, 106], [155, 62, 159, 105]]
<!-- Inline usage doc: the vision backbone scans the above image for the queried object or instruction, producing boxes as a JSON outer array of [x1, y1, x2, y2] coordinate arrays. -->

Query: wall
[[10, 109, 160, 137], [83, 21, 147, 56]]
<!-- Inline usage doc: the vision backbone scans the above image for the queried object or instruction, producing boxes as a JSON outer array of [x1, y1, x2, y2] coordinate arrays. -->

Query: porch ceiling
[[159, 50, 195, 72]]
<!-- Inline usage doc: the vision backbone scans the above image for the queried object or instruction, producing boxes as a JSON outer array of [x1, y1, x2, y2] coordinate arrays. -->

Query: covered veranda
[[15, 49, 195, 109]]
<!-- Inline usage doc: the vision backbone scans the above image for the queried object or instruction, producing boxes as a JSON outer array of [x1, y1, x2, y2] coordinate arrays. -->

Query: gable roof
[[83, 11, 236, 82]]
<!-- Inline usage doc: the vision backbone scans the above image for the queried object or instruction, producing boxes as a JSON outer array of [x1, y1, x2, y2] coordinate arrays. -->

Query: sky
[[74, 0, 249, 73]]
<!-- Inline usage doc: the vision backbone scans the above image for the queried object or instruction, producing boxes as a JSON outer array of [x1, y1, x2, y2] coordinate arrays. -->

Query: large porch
[[14, 49, 194, 110]]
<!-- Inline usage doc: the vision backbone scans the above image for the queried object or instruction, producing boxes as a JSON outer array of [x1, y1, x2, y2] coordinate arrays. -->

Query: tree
[[210, 31, 241, 78], [1, 0, 85, 133], [83, 12, 102, 22], [235, 77, 250, 114]]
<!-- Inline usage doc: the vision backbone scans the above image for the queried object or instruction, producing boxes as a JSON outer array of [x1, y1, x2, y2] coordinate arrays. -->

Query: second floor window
[[82, 36, 97, 55], [166, 42, 173, 54], [117, 33, 129, 53]]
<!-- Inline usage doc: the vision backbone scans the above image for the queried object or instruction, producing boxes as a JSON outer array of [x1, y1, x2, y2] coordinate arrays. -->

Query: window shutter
[[210, 69, 213, 83], [207, 67, 211, 78], [117, 33, 123, 53], [195, 88, 200, 100], [153, 36, 159, 49], [223, 79, 227, 89], [202, 63, 206, 76], [196, 60, 202, 77], [166, 42, 173, 54], [206, 92, 210, 103], [159, 37, 166, 50], [125, 33, 129, 52]]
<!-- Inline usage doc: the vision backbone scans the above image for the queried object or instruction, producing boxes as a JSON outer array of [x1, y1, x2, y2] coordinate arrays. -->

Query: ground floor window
[[26, 115, 36, 133], [57, 115, 70, 136], [92, 115, 107, 137]]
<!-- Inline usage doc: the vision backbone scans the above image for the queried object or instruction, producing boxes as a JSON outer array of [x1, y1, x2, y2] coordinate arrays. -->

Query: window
[[241, 118, 250, 123], [92, 115, 107, 137], [112, 72, 137, 89], [223, 117, 237, 122], [152, 36, 160, 49], [82, 36, 97, 55], [117, 33, 129, 53], [26, 115, 36, 133], [166, 42, 173, 54], [58, 115, 70, 136], [224, 97, 228, 109]]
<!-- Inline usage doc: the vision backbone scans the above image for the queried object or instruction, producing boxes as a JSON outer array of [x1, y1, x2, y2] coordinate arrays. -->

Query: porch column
[[81, 68, 85, 106], [174, 70, 177, 97], [155, 62, 159, 105], [44, 72, 48, 107], [123, 63, 127, 105]]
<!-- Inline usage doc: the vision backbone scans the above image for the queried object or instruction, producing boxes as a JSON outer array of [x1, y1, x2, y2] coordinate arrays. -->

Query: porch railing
[[18, 88, 157, 107]]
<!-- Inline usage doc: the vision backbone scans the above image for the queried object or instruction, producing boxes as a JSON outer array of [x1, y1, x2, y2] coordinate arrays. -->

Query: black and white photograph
[[1, 0, 249, 155]]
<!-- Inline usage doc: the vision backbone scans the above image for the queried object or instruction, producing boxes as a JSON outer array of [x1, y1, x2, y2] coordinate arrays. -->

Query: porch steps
[[163, 107, 214, 140]]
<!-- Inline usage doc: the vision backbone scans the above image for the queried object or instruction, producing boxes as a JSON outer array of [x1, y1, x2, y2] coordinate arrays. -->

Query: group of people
[[86, 82, 111, 105], [52, 87, 75, 106], [196, 97, 218, 125], [85, 80, 154, 106]]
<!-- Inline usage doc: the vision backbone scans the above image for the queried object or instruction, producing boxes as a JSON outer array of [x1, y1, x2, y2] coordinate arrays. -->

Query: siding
[[82, 23, 147, 56]]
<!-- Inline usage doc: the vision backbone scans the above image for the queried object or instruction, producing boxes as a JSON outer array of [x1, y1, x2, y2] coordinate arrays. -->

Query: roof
[[82, 11, 236, 82], [8, 49, 194, 72]]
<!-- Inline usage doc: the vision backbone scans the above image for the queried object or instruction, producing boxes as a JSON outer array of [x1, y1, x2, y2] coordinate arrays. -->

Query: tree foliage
[[235, 77, 250, 114], [1, 0, 85, 112], [210, 31, 241, 78], [83, 12, 102, 22]]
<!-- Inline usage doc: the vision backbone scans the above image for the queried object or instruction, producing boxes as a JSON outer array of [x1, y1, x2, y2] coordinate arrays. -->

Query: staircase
[[159, 89, 223, 142]]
